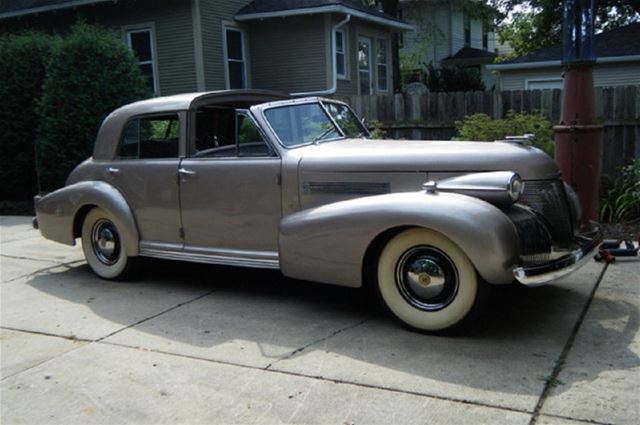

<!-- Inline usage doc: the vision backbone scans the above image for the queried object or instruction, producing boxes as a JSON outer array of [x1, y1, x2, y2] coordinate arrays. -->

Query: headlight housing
[[426, 171, 524, 207], [508, 173, 525, 202]]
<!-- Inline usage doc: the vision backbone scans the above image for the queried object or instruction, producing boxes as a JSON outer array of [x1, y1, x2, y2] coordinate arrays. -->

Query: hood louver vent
[[303, 182, 390, 196]]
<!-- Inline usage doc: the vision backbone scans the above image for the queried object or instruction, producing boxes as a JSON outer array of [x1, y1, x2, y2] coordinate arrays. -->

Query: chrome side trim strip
[[513, 221, 603, 286], [139, 243, 280, 270]]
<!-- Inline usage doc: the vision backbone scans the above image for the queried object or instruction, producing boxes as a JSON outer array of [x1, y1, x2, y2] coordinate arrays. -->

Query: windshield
[[264, 101, 369, 148]]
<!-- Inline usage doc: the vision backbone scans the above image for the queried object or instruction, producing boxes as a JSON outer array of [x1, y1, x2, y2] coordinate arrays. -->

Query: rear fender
[[35, 181, 139, 255], [279, 191, 520, 287]]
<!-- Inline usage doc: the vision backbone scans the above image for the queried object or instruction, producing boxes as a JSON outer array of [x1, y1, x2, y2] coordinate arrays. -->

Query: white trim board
[[0, 0, 111, 19], [488, 55, 640, 70], [236, 5, 414, 31]]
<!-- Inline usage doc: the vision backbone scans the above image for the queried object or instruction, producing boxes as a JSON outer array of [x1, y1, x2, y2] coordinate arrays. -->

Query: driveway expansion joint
[[96, 338, 534, 416], [2, 259, 85, 284], [95, 289, 219, 343], [528, 263, 610, 425], [264, 318, 369, 370], [0, 254, 71, 264], [0, 327, 90, 382]]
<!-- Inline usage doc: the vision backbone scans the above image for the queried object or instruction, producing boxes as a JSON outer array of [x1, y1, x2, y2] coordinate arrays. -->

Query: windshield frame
[[257, 98, 370, 149]]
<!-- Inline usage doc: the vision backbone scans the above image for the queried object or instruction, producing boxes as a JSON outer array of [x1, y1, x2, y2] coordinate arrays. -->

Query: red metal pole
[[554, 63, 603, 225]]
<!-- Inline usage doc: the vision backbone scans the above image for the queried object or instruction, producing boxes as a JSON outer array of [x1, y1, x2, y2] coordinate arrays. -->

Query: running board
[[139, 242, 280, 270]]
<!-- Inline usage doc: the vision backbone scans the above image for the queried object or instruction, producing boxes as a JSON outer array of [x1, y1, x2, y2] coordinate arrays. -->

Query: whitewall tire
[[377, 228, 488, 333], [81, 207, 132, 280]]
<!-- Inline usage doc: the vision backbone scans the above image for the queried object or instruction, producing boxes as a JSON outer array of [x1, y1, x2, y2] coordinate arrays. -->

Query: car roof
[[93, 90, 290, 160]]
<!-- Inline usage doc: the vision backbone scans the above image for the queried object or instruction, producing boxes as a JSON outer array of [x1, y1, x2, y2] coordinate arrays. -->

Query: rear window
[[117, 114, 180, 159]]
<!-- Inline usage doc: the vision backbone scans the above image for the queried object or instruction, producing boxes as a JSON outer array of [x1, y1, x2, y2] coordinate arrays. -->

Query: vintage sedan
[[34, 90, 602, 333]]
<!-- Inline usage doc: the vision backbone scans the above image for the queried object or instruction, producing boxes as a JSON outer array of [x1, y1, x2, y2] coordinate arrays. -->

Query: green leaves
[[36, 22, 150, 191], [454, 110, 554, 156], [600, 160, 640, 223], [0, 32, 57, 201]]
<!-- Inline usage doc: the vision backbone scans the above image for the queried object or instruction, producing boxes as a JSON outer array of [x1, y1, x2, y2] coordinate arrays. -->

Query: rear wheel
[[81, 208, 133, 280], [376, 228, 488, 333]]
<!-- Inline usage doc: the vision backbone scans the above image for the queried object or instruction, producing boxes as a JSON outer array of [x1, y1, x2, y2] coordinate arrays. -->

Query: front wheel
[[376, 228, 489, 334], [81, 207, 133, 280]]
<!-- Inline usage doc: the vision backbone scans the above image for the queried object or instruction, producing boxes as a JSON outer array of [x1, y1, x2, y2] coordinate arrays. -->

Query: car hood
[[296, 138, 559, 180]]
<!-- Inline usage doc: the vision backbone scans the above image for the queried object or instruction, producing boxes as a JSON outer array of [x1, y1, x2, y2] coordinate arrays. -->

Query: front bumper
[[513, 221, 603, 286]]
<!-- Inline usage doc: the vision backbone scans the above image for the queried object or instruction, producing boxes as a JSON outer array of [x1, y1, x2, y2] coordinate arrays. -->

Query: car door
[[178, 108, 282, 256], [104, 112, 183, 247]]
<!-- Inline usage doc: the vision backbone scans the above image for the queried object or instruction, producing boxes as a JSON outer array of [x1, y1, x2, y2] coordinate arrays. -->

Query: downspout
[[291, 14, 351, 97]]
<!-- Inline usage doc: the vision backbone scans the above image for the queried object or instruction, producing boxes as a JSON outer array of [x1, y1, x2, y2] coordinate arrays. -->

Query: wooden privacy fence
[[338, 85, 640, 176]]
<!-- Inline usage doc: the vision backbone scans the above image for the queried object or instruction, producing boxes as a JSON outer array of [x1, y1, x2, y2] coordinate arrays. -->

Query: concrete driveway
[[1, 216, 638, 424]]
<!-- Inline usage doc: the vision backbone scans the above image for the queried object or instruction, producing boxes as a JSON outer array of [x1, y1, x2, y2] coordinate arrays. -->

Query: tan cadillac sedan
[[34, 90, 602, 333]]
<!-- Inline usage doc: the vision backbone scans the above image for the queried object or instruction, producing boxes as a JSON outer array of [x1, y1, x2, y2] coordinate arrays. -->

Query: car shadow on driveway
[[20, 258, 640, 402]]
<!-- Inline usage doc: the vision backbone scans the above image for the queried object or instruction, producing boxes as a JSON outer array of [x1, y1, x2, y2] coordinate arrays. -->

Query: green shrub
[[600, 159, 640, 223], [367, 120, 387, 139], [37, 22, 149, 191], [0, 32, 57, 201], [454, 111, 554, 156]]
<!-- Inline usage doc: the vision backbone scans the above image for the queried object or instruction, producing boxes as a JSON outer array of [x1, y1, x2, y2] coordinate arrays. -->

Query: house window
[[482, 30, 489, 50], [224, 27, 247, 89], [358, 36, 373, 95], [335, 29, 347, 78], [464, 14, 471, 47], [125, 28, 157, 93], [376, 38, 388, 92]]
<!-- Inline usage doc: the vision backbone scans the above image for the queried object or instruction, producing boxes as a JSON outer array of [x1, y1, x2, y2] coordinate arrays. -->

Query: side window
[[192, 107, 273, 158], [237, 113, 271, 157], [117, 114, 180, 159], [193, 107, 237, 158]]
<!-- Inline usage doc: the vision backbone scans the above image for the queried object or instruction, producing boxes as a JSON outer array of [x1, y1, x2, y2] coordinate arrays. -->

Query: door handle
[[178, 168, 196, 176], [107, 167, 120, 175]]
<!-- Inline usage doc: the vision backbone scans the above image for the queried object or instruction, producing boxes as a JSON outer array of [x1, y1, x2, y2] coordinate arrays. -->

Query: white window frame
[[335, 28, 348, 79], [376, 37, 389, 92], [223, 23, 248, 89], [123, 25, 159, 94], [525, 78, 564, 90]]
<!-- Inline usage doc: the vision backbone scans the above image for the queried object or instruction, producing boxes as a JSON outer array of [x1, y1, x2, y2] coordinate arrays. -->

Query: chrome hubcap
[[395, 246, 459, 311], [91, 219, 120, 265]]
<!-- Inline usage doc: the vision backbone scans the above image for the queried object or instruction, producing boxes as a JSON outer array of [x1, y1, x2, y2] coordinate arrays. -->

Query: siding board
[[499, 62, 640, 90], [248, 15, 326, 93]]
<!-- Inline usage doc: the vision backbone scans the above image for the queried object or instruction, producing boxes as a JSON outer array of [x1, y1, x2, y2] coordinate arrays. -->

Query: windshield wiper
[[312, 127, 337, 144]]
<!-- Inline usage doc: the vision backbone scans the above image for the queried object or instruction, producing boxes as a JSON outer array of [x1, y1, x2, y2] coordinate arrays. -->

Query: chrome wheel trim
[[91, 219, 121, 266], [395, 246, 459, 312]]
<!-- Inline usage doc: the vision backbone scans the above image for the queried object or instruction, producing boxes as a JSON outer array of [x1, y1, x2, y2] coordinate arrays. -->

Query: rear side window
[[117, 114, 180, 159]]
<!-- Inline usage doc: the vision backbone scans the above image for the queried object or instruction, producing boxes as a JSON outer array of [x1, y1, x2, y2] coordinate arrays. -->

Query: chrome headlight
[[427, 171, 524, 207], [508, 173, 525, 202]]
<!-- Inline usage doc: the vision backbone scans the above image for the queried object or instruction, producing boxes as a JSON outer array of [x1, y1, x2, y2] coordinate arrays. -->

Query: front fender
[[35, 181, 139, 256], [279, 191, 520, 287]]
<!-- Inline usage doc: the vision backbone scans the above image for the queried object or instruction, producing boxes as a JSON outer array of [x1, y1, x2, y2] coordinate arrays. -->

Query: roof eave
[[487, 54, 640, 70], [0, 0, 112, 19], [235, 5, 415, 31]]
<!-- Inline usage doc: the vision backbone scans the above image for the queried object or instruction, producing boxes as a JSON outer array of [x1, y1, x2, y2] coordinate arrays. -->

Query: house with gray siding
[[1, 0, 412, 96], [488, 23, 640, 90], [398, 0, 497, 87]]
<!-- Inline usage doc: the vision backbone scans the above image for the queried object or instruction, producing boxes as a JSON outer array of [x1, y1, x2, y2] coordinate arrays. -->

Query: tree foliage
[[491, 0, 640, 57], [37, 22, 149, 191], [425, 63, 486, 92], [0, 32, 58, 202]]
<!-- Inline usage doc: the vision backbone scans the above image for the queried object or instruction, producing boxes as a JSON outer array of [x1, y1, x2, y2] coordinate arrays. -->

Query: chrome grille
[[519, 179, 574, 245]]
